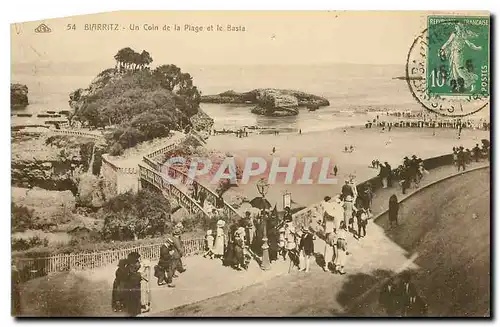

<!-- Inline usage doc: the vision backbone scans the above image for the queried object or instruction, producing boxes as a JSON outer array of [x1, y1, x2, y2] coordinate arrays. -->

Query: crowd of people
[[453, 142, 490, 171], [373, 154, 428, 195], [201, 207, 316, 273], [108, 140, 493, 317], [364, 114, 490, 131]]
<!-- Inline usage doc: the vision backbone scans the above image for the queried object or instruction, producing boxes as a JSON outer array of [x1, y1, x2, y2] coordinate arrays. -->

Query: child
[[203, 230, 215, 259], [334, 221, 348, 275], [278, 226, 286, 260], [356, 208, 369, 239], [298, 227, 315, 272]]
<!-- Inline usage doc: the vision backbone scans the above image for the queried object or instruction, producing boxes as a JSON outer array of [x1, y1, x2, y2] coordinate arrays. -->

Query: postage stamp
[[427, 16, 490, 96], [405, 15, 490, 117]]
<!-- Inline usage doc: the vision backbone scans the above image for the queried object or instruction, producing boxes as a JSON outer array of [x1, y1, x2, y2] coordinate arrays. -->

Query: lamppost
[[256, 178, 271, 270]]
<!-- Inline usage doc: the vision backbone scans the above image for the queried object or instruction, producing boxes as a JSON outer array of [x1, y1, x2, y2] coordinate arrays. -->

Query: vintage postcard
[[11, 11, 490, 317]]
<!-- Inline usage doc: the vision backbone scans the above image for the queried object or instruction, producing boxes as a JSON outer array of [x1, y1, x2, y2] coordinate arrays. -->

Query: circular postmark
[[406, 18, 489, 117]]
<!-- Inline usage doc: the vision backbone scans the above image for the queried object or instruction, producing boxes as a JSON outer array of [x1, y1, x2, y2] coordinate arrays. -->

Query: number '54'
[[66, 24, 76, 31]]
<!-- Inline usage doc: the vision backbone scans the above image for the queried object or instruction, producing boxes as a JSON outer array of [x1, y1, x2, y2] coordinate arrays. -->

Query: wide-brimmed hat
[[206, 229, 212, 236], [217, 219, 226, 227], [345, 195, 353, 202], [324, 196, 332, 202]]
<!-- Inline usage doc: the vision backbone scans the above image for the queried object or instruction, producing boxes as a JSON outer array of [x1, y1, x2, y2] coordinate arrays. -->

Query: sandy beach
[[206, 125, 489, 210]]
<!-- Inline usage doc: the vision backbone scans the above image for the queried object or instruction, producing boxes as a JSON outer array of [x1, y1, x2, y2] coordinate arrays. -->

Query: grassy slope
[[351, 167, 490, 317], [18, 271, 124, 317]]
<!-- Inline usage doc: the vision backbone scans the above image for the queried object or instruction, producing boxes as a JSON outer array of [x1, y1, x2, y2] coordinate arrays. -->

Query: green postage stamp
[[427, 16, 490, 96]]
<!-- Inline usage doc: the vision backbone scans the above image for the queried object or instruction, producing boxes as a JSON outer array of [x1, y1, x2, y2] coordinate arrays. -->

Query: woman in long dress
[[124, 252, 142, 317], [223, 223, 237, 267], [440, 23, 482, 92], [112, 259, 128, 312], [213, 220, 226, 259]]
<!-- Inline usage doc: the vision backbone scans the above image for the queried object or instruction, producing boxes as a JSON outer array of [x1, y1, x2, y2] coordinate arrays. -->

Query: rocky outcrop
[[190, 108, 214, 139], [200, 88, 329, 116], [11, 132, 104, 196], [11, 83, 29, 107]]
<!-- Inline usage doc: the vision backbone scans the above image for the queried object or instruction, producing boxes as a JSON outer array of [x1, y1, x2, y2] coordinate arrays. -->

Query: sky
[[11, 11, 487, 67]]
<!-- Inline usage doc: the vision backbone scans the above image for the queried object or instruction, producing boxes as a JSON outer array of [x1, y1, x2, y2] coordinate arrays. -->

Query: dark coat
[[388, 196, 399, 222], [112, 262, 128, 309], [341, 184, 354, 198], [159, 244, 174, 267], [379, 280, 402, 315], [124, 263, 142, 317]]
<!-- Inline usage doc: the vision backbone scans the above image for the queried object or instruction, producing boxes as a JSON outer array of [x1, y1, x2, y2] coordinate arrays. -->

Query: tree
[[153, 64, 181, 91], [76, 103, 102, 128], [117, 127, 145, 149], [114, 47, 135, 71], [12, 203, 34, 232], [177, 73, 193, 92], [131, 112, 172, 140], [139, 50, 153, 70]]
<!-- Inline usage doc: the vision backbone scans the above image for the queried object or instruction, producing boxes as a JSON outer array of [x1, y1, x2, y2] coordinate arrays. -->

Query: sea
[[11, 62, 487, 132]]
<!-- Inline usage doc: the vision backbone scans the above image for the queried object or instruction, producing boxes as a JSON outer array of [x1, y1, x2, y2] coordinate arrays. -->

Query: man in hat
[[298, 226, 315, 272], [379, 278, 401, 316], [157, 238, 177, 287], [241, 211, 255, 247], [343, 195, 357, 232], [341, 180, 354, 200], [334, 221, 348, 274], [384, 162, 393, 187], [321, 196, 338, 272]]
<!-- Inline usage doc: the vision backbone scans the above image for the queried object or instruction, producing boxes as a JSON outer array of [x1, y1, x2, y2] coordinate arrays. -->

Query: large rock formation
[[11, 132, 104, 196], [200, 88, 330, 116], [12, 187, 76, 225], [11, 83, 29, 108]]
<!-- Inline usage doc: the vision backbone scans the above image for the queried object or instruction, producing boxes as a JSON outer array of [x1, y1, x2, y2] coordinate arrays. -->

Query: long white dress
[[213, 227, 225, 256]]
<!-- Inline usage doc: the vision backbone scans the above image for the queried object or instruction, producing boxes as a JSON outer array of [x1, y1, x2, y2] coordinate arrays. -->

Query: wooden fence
[[15, 238, 205, 281]]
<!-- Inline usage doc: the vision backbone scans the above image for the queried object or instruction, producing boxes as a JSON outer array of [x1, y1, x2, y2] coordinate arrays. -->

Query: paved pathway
[[151, 161, 489, 316], [77, 160, 488, 316]]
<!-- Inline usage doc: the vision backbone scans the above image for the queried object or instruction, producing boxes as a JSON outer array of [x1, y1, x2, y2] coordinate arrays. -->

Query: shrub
[[109, 142, 124, 156], [12, 235, 49, 251], [12, 203, 35, 232], [100, 189, 171, 241]]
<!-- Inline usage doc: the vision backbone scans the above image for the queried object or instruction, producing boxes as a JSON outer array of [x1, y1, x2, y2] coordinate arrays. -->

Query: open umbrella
[[481, 139, 490, 148], [249, 197, 272, 210]]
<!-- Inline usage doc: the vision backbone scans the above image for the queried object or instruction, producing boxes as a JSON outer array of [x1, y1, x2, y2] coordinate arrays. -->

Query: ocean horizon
[[11, 61, 488, 132]]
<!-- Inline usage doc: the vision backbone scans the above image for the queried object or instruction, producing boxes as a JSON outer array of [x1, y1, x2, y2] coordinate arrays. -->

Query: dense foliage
[[71, 48, 202, 154], [100, 188, 171, 241], [12, 235, 49, 251], [12, 202, 35, 232]]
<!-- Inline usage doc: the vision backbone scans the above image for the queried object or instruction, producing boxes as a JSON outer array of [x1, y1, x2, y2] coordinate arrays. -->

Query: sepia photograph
[[10, 10, 490, 317]]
